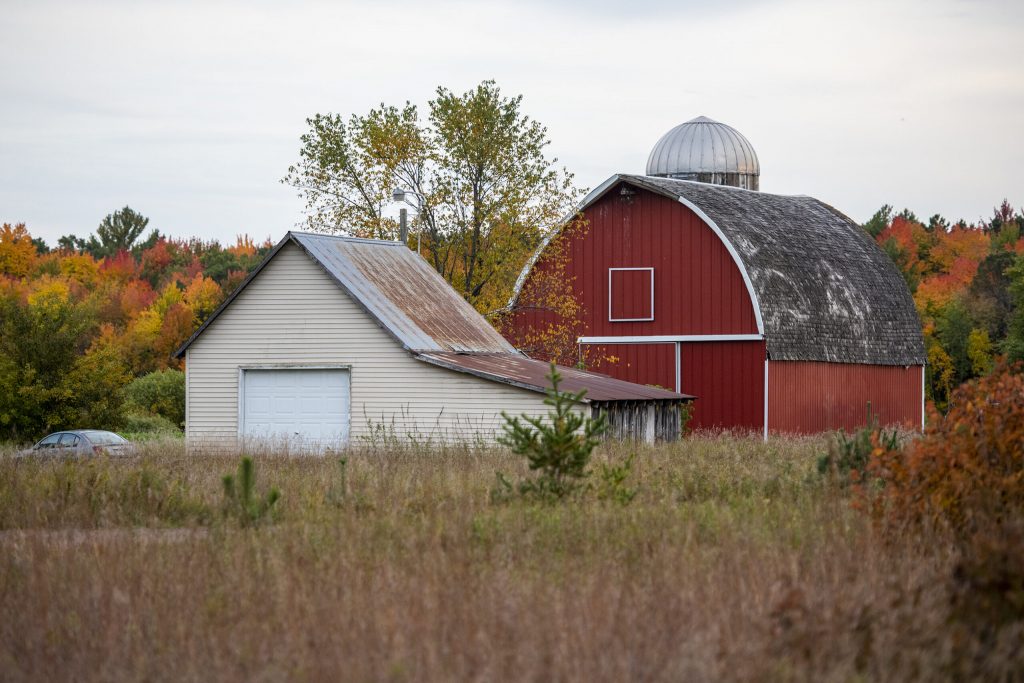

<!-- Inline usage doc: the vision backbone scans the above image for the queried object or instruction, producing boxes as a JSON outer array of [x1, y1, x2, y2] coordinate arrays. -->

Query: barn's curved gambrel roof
[[512, 174, 925, 366]]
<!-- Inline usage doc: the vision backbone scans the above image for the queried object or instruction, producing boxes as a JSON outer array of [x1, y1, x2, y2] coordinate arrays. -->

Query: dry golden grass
[[0, 434, 1019, 682]]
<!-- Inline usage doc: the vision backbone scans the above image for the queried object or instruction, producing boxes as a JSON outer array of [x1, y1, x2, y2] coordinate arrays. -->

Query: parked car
[[18, 430, 134, 458]]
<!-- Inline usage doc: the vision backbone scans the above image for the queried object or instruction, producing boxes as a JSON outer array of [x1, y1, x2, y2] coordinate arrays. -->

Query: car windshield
[[81, 431, 128, 445], [35, 433, 62, 448]]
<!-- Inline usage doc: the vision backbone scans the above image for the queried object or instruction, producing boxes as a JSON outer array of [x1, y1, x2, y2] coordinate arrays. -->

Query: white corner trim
[[920, 363, 926, 432], [608, 267, 655, 322], [763, 358, 769, 441], [674, 196, 765, 335], [184, 348, 190, 435], [579, 334, 763, 344], [674, 342, 681, 393]]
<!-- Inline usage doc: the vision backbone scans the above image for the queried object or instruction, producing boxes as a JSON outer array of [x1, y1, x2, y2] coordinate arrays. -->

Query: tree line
[[864, 201, 1024, 409], [0, 212, 272, 440]]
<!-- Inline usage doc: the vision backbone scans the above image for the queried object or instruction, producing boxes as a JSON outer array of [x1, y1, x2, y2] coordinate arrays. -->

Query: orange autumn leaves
[[873, 202, 1024, 410], [0, 225, 269, 375]]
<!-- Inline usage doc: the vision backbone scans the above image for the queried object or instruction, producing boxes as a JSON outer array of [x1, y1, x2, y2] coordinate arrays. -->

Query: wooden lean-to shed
[[174, 232, 691, 453], [508, 173, 926, 436]]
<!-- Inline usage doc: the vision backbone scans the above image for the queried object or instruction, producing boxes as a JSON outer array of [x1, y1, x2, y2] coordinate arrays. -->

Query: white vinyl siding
[[185, 242, 553, 452]]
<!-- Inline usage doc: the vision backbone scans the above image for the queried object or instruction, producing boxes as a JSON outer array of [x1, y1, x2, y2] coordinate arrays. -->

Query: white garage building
[[174, 232, 689, 453]]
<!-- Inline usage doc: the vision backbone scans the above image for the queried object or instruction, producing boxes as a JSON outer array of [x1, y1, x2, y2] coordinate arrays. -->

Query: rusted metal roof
[[416, 352, 694, 402], [176, 232, 515, 357], [292, 232, 515, 353]]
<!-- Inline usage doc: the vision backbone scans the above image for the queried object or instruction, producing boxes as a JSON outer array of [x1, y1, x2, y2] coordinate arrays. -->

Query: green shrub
[[124, 369, 185, 428], [679, 402, 693, 436], [121, 412, 181, 437], [498, 363, 607, 500]]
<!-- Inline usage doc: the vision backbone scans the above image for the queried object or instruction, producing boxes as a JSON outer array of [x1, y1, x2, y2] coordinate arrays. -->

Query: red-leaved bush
[[861, 363, 1024, 536]]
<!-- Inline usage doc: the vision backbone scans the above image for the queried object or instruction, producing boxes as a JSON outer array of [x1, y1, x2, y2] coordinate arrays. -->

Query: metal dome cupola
[[646, 116, 760, 191]]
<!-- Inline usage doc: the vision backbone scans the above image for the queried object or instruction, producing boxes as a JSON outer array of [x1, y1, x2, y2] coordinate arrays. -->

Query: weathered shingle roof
[[514, 175, 925, 366], [417, 352, 692, 402], [175, 232, 515, 357]]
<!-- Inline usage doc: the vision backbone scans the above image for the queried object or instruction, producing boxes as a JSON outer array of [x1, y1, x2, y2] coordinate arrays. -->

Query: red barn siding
[[583, 343, 676, 391], [512, 188, 759, 342], [769, 361, 924, 434], [507, 184, 924, 435], [680, 341, 765, 432]]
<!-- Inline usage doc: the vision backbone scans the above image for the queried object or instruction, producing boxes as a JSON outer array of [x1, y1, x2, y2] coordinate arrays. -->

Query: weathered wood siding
[[185, 242, 555, 452], [591, 401, 683, 442]]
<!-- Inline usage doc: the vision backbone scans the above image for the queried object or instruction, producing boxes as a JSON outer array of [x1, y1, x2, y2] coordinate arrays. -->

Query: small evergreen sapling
[[222, 456, 281, 525], [499, 363, 607, 499]]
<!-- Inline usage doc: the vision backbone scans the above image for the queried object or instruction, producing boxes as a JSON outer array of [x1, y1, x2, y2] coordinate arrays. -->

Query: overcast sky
[[3, 0, 1022, 246]]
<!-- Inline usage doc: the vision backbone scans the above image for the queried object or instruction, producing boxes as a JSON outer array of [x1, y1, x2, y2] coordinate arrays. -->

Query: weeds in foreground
[[594, 453, 638, 505], [221, 456, 280, 526], [3, 433, 1022, 681], [817, 407, 900, 485]]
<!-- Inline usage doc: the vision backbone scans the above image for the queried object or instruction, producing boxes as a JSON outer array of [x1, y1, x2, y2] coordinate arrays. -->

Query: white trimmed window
[[608, 267, 654, 322]]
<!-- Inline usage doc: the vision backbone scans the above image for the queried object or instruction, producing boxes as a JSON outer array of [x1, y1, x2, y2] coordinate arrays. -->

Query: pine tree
[[499, 363, 607, 499], [96, 206, 150, 257]]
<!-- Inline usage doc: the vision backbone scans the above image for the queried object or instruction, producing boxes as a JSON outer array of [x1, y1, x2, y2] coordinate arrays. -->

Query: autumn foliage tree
[[0, 280, 128, 439], [284, 80, 582, 315], [493, 220, 589, 365], [0, 215, 271, 440], [0, 223, 37, 278], [870, 200, 1024, 410]]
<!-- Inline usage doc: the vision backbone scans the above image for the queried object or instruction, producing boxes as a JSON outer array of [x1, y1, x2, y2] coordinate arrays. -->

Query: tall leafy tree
[[284, 80, 581, 313], [0, 223, 38, 277], [0, 282, 128, 440]]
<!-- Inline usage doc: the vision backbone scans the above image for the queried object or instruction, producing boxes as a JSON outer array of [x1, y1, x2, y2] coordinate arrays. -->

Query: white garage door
[[242, 368, 350, 449]]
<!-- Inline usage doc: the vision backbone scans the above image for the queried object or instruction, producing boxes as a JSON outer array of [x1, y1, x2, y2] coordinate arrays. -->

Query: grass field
[[0, 435, 1018, 682]]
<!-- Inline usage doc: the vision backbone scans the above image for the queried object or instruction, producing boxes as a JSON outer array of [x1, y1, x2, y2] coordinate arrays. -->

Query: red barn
[[506, 118, 925, 435]]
